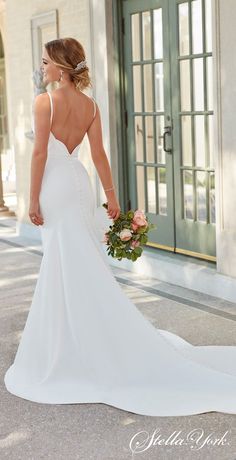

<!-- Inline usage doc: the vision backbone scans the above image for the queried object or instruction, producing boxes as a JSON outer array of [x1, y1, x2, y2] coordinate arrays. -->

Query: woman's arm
[[29, 93, 51, 226], [87, 103, 121, 221]]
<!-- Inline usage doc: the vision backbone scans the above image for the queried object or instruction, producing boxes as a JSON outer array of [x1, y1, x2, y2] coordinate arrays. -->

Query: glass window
[[158, 167, 167, 215], [181, 116, 192, 166], [142, 11, 152, 60], [183, 170, 194, 219], [131, 14, 141, 61], [180, 60, 191, 111], [194, 115, 205, 167], [134, 116, 144, 162], [153, 8, 163, 59], [192, 0, 203, 54], [156, 116, 165, 164], [178, 2, 189, 56], [144, 64, 153, 112], [147, 167, 156, 213], [193, 58, 204, 111], [196, 171, 207, 222], [145, 116, 154, 163], [205, 0, 212, 53], [136, 166, 146, 211], [209, 172, 215, 223], [154, 63, 164, 111], [133, 65, 142, 112]]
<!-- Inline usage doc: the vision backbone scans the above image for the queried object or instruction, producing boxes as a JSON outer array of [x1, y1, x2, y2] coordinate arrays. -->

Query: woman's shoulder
[[33, 92, 51, 111]]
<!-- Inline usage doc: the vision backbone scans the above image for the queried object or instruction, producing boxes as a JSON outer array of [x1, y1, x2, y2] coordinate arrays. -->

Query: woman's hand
[[106, 196, 121, 221], [29, 201, 44, 226]]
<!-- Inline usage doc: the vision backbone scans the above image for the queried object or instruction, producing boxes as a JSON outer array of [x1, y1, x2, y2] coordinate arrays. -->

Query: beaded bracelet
[[104, 186, 114, 192]]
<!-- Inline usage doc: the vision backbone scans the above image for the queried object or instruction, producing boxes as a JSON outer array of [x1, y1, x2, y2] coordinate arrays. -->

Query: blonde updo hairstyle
[[44, 37, 92, 91]]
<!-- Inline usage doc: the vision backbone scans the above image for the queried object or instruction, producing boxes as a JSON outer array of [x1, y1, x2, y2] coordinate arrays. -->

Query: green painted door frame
[[112, 0, 216, 261]]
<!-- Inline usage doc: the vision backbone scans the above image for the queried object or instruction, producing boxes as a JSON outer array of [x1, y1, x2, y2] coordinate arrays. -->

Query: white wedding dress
[[4, 91, 236, 417]]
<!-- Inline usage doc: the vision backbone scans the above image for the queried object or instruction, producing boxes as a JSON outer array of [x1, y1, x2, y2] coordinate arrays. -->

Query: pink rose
[[119, 229, 132, 241], [132, 210, 148, 227], [131, 222, 139, 232], [131, 240, 140, 248]]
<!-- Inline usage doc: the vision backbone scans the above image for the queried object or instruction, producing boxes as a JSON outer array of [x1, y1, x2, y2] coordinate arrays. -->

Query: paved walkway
[[1, 216, 236, 460]]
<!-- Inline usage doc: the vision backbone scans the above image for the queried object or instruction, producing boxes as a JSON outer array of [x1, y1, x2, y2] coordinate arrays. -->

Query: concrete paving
[[1, 216, 236, 460]]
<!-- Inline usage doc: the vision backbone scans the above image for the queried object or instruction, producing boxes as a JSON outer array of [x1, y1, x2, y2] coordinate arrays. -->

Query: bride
[[4, 37, 236, 417]]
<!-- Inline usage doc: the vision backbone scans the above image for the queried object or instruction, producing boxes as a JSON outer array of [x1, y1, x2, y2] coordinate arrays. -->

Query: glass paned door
[[123, 0, 175, 250], [122, 0, 215, 259], [170, 0, 215, 258]]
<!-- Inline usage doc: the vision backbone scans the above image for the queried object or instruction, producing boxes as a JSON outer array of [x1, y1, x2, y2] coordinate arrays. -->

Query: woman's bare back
[[49, 88, 96, 155]]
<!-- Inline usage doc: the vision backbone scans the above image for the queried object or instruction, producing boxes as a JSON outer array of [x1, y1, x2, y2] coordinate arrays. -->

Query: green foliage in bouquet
[[102, 203, 156, 262]]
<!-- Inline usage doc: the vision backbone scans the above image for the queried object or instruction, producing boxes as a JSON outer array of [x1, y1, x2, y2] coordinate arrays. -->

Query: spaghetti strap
[[47, 91, 53, 127]]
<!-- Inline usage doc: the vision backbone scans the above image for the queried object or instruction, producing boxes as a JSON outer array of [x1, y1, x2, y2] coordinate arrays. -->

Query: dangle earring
[[58, 70, 63, 82]]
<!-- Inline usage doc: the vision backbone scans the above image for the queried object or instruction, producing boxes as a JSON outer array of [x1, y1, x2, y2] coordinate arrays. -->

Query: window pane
[[156, 116, 165, 163], [178, 2, 189, 56], [131, 14, 140, 61], [142, 11, 151, 60], [153, 8, 163, 59], [134, 116, 144, 162], [154, 62, 164, 111], [136, 166, 145, 211], [147, 167, 156, 213], [207, 57, 213, 111], [158, 167, 167, 215], [145, 116, 154, 163], [180, 60, 191, 111], [192, 0, 203, 54], [210, 172, 215, 223], [133, 66, 142, 112], [205, 0, 212, 53], [144, 64, 153, 112], [181, 116, 192, 166], [196, 171, 207, 222], [208, 115, 214, 168], [194, 115, 205, 167], [183, 170, 194, 219], [193, 58, 204, 111]]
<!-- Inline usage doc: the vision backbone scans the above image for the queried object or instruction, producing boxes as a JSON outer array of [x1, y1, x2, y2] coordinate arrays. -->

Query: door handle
[[159, 126, 172, 153]]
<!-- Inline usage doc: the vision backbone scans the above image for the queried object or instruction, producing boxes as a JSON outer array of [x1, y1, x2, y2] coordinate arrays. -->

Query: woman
[[4, 37, 236, 417]]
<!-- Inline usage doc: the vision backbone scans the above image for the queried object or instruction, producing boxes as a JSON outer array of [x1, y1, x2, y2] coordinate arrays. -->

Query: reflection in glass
[[205, 0, 212, 52], [193, 58, 204, 111], [156, 116, 165, 163], [147, 167, 156, 213], [181, 116, 192, 166], [136, 166, 145, 211], [183, 170, 193, 219], [194, 116, 205, 167], [154, 62, 164, 111], [207, 57, 213, 111], [144, 64, 153, 112], [133, 65, 142, 112], [131, 13, 140, 61], [134, 116, 144, 162], [142, 11, 151, 60], [153, 8, 163, 59], [158, 167, 167, 215], [210, 172, 215, 223], [196, 171, 206, 222], [180, 60, 191, 111], [178, 2, 189, 56], [192, 0, 203, 54], [145, 116, 154, 163], [208, 115, 214, 168]]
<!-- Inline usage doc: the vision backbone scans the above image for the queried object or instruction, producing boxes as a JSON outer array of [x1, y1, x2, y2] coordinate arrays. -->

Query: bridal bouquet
[[102, 203, 156, 262]]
